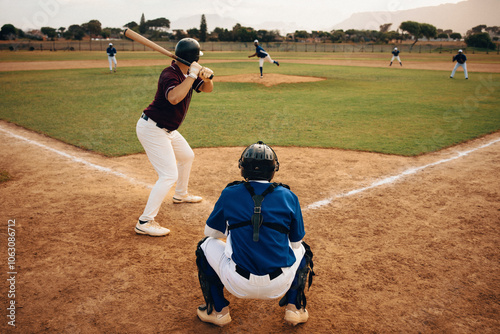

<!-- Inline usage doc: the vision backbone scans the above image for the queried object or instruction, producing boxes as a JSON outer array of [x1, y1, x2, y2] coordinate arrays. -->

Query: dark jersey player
[[135, 38, 214, 237], [248, 39, 280, 78]]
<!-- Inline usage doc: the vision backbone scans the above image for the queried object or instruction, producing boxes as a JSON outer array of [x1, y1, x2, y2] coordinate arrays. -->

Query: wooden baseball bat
[[123, 29, 213, 79]]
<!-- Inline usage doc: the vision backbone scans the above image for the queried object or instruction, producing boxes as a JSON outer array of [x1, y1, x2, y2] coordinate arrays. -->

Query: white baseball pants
[[450, 62, 468, 78], [136, 117, 195, 221], [391, 55, 401, 62], [259, 55, 275, 67], [108, 56, 117, 70], [200, 236, 306, 300]]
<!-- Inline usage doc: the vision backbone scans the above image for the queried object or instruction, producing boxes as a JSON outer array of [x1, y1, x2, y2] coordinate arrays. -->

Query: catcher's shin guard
[[195, 237, 228, 314], [279, 241, 315, 309]]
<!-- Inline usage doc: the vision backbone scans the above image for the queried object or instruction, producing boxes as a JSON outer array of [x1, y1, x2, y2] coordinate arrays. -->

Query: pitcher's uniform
[[390, 48, 402, 66], [450, 50, 468, 79], [106, 43, 117, 72]]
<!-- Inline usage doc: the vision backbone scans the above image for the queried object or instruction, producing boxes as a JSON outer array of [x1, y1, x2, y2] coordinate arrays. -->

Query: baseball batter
[[135, 38, 214, 237], [248, 39, 279, 78], [450, 49, 468, 79], [389, 47, 402, 66], [195, 141, 314, 327], [106, 43, 117, 72]]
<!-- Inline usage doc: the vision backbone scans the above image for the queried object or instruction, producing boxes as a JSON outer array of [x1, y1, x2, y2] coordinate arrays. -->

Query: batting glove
[[189, 61, 202, 78], [200, 67, 214, 80]]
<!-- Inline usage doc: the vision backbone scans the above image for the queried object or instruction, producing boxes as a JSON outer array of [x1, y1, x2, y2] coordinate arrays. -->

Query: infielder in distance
[[248, 39, 279, 78], [106, 42, 117, 72], [389, 47, 402, 66], [195, 141, 315, 327], [450, 49, 468, 79], [135, 38, 214, 237]]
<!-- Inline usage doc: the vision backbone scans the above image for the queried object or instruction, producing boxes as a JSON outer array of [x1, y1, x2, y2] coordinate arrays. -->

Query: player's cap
[[458, 49, 463, 52], [394, 47, 398, 50], [109, 43, 113, 46], [254, 39, 258, 43]]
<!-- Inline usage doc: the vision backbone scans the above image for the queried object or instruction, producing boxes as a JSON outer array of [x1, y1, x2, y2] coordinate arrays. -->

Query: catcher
[[195, 141, 315, 327]]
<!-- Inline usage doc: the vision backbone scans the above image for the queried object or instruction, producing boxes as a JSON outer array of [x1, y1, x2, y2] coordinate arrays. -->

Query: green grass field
[[1, 52, 499, 156]]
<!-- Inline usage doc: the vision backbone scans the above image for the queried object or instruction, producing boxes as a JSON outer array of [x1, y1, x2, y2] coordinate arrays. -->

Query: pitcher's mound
[[214, 73, 326, 87]]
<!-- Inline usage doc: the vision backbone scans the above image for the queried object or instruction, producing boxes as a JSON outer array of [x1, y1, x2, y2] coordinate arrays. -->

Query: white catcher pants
[[200, 237, 306, 300], [259, 55, 275, 67], [108, 55, 117, 70], [136, 117, 195, 221], [451, 62, 468, 79]]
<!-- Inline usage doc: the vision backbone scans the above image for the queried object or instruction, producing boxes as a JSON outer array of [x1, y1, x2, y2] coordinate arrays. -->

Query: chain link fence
[[1, 40, 498, 54]]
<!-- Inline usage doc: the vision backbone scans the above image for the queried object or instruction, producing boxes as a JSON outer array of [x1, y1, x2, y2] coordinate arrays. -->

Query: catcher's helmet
[[239, 141, 279, 181], [175, 38, 203, 63]]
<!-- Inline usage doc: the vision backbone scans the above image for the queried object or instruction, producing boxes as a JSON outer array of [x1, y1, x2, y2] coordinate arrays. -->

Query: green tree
[[147, 17, 170, 31], [400, 20, 421, 47], [438, 33, 449, 39], [0, 24, 17, 40], [200, 14, 207, 42], [64, 24, 85, 40], [330, 30, 345, 43], [139, 13, 147, 34], [450, 32, 462, 40], [187, 28, 200, 39], [465, 32, 495, 50], [232, 24, 257, 42], [82, 20, 102, 38], [419, 23, 437, 40], [124, 21, 138, 30], [41, 26, 57, 40]]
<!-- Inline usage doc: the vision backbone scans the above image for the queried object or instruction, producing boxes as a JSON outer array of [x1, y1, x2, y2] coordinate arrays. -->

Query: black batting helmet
[[175, 38, 203, 63], [239, 141, 279, 181]]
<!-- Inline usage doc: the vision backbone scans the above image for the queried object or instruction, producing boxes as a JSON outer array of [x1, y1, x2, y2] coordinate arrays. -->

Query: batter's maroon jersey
[[143, 61, 204, 131]]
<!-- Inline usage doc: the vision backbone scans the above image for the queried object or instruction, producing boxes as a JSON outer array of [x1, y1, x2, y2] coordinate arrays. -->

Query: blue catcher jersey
[[206, 181, 305, 275]]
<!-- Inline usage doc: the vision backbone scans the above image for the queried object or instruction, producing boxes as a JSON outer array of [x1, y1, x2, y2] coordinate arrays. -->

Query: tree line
[[1, 14, 498, 50]]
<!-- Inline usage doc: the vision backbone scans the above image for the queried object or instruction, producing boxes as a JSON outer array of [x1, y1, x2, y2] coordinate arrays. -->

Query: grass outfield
[[0, 57, 499, 156]]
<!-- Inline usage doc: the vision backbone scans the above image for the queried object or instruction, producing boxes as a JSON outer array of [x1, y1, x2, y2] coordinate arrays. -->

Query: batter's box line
[[1, 125, 498, 211], [305, 137, 500, 211], [0, 126, 153, 190]]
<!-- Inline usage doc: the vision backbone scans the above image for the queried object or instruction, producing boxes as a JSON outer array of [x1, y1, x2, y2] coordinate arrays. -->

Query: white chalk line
[[1, 125, 499, 210], [0, 126, 153, 189], [305, 137, 500, 211]]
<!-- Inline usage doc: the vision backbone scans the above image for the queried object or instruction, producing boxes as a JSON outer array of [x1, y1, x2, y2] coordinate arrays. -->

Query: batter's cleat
[[284, 304, 309, 326], [173, 194, 203, 204], [197, 305, 231, 327], [275, 60, 280, 66], [135, 220, 170, 236]]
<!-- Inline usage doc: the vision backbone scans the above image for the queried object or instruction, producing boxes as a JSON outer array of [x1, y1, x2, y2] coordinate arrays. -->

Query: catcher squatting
[[134, 38, 314, 326]]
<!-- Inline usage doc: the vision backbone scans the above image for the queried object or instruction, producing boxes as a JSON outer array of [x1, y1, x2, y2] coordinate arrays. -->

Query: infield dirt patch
[[0, 120, 499, 333]]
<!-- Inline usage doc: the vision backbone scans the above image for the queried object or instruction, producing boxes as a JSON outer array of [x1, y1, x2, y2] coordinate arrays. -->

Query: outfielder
[[389, 47, 402, 66], [106, 42, 117, 72], [135, 38, 214, 236], [248, 39, 279, 78], [450, 49, 468, 79], [195, 141, 315, 327]]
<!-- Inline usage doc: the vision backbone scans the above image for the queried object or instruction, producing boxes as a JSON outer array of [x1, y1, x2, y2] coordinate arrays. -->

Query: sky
[[0, 0, 466, 33]]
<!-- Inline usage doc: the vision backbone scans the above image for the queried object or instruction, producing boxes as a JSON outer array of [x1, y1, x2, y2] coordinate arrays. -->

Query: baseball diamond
[[0, 50, 499, 333]]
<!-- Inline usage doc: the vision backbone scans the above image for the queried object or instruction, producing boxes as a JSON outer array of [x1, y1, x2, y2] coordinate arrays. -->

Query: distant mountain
[[332, 0, 499, 34]]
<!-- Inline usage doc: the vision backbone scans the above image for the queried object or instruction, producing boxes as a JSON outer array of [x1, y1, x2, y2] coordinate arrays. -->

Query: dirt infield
[[0, 56, 499, 333], [0, 119, 499, 333]]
